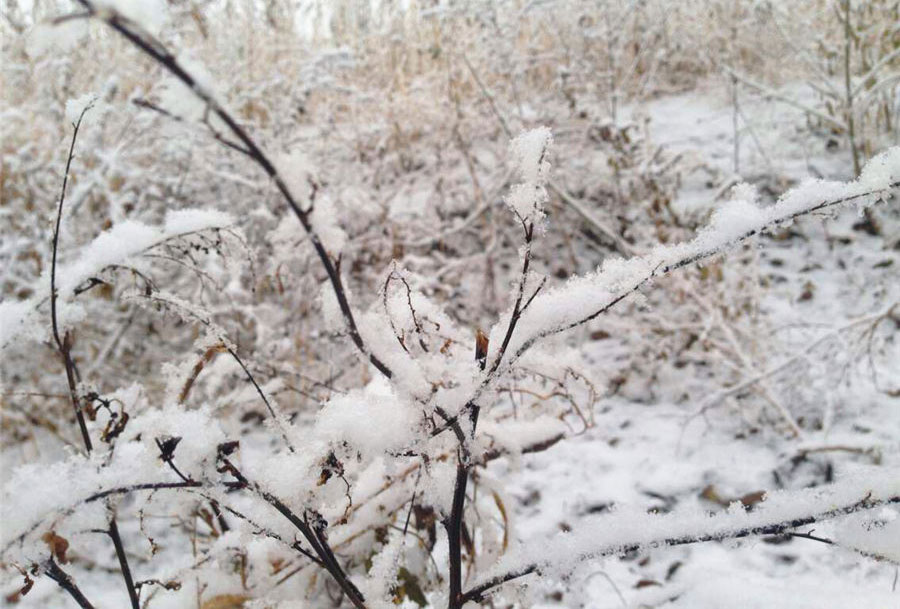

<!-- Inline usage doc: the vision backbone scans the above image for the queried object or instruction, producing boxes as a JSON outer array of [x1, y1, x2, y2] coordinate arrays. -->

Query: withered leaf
[[41, 531, 69, 564]]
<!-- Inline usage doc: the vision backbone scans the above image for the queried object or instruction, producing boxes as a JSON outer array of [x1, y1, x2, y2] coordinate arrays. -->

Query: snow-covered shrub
[[1, 2, 899, 608]]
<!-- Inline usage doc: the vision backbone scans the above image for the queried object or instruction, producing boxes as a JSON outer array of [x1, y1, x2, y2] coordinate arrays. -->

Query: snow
[[474, 466, 899, 592], [500, 147, 900, 366], [310, 195, 349, 255], [25, 19, 88, 58], [276, 150, 317, 204], [94, 0, 169, 35], [0, 208, 232, 349], [505, 127, 553, 224], [315, 377, 421, 460]]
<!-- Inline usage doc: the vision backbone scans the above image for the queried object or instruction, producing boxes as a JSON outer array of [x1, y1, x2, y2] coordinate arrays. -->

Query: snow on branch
[[0, 209, 233, 348], [505, 127, 553, 225], [490, 147, 900, 369], [464, 468, 900, 601]]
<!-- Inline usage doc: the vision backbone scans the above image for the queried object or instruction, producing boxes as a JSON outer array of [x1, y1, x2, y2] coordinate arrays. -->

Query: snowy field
[[1, 1, 899, 608]]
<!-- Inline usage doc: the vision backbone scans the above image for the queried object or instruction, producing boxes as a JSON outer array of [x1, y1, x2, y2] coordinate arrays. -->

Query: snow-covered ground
[[486, 86, 900, 608]]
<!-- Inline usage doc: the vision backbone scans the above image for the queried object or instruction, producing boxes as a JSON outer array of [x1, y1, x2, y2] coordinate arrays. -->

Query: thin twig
[[50, 105, 93, 453]]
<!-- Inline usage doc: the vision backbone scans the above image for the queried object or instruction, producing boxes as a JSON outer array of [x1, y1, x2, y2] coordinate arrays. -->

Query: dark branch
[[50, 104, 93, 453], [43, 559, 96, 609], [214, 454, 368, 609], [106, 517, 141, 609], [444, 453, 469, 609], [486, 222, 535, 379], [226, 348, 296, 453]]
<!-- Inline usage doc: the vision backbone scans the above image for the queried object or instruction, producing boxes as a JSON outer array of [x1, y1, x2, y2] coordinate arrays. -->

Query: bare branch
[[50, 104, 93, 453]]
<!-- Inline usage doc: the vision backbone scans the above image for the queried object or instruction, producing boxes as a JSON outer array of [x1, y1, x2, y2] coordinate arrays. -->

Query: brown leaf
[[635, 579, 661, 588], [179, 344, 227, 404], [739, 491, 766, 509], [394, 567, 428, 606], [475, 329, 489, 369], [101, 410, 129, 442], [41, 531, 69, 564], [491, 491, 509, 553], [4, 566, 34, 602]]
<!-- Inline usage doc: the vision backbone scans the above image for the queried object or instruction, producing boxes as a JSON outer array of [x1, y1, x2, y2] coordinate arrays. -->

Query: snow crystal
[[857, 146, 900, 193], [58, 208, 231, 297], [164, 208, 233, 234], [127, 403, 226, 468], [479, 416, 568, 459], [704, 196, 767, 243], [510, 127, 553, 186], [357, 533, 404, 607]]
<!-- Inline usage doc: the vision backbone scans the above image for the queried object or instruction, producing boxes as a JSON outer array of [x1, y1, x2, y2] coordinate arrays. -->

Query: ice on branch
[[505, 127, 553, 224]]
